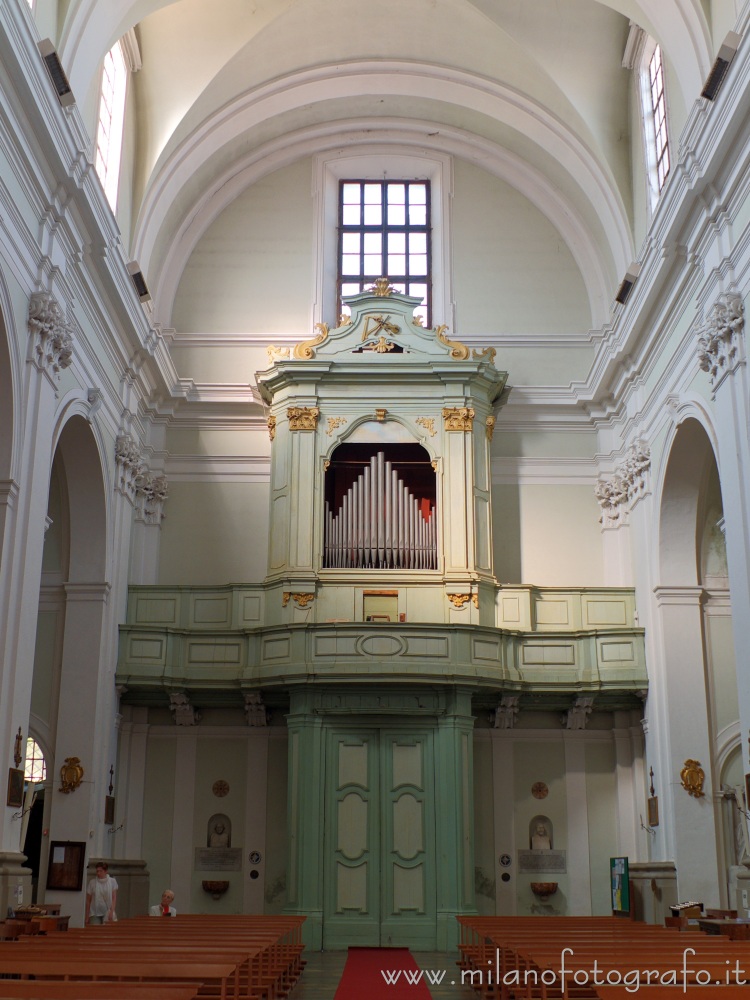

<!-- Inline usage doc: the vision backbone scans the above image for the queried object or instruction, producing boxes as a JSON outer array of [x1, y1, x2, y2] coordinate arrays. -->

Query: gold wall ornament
[[413, 315, 424, 327], [266, 345, 290, 363], [447, 593, 471, 609], [486, 415, 496, 441], [291, 593, 315, 609], [13, 727, 22, 767], [680, 759, 705, 797], [435, 324, 470, 361], [472, 346, 497, 365], [372, 336, 395, 353], [443, 407, 475, 431], [369, 277, 396, 296], [472, 594, 479, 609], [59, 756, 84, 794], [375, 408, 387, 422], [415, 417, 436, 437], [267, 415, 277, 441], [362, 315, 400, 341], [293, 322, 329, 360], [324, 460, 331, 471], [431, 460, 438, 471], [282, 592, 291, 607], [287, 406, 320, 431], [339, 314, 353, 327], [326, 416, 348, 436]]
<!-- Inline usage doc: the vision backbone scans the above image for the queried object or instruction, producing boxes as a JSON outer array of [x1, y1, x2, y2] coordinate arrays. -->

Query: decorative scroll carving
[[680, 759, 705, 798], [293, 323, 329, 360], [287, 406, 319, 431], [267, 415, 276, 441], [170, 691, 200, 726], [326, 417, 347, 436], [435, 324, 470, 360], [493, 695, 520, 730], [443, 407, 475, 431], [282, 592, 290, 607], [415, 417, 436, 437], [266, 345, 290, 363], [486, 416, 496, 441], [447, 593, 471, 609], [473, 346, 497, 365], [372, 336, 395, 352], [697, 293, 744, 387], [115, 434, 143, 499], [134, 471, 169, 524], [594, 441, 651, 526], [28, 291, 74, 377], [244, 691, 268, 727], [563, 696, 594, 730]]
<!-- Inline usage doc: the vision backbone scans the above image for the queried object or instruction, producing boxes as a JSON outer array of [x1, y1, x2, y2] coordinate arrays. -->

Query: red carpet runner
[[333, 947, 433, 999]]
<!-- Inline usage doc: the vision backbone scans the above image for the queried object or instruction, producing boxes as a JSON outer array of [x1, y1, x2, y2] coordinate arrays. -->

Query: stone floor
[[288, 951, 477, 998]]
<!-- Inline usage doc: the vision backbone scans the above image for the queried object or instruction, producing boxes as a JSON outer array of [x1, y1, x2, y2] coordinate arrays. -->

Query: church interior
[[2, 0, 750, 957]]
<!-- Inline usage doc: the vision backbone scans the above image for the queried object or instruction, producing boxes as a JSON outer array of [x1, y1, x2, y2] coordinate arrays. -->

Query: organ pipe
[[324, 452, 436, 569]]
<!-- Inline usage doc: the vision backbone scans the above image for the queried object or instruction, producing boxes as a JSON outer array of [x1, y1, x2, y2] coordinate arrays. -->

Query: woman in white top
[[85, 862, 118, 924], [149, 889, 177, 916]]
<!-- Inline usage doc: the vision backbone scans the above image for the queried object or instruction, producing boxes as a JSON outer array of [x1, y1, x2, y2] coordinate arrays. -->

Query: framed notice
[[610, 856, 630, 915], [46, 841, 86, 891], [6, 768, 24, 809]]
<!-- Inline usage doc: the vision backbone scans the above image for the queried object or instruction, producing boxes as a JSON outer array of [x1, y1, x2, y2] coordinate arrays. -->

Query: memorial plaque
[[518, 849, 566, 874], [194, 847, 243, 872]]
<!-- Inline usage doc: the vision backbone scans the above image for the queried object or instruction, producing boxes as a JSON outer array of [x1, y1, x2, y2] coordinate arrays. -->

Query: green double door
[[322, 727, 436, 950]]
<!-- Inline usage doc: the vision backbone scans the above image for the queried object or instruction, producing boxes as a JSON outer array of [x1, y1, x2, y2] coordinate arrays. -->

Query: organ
[[256, 284, 507, 625]]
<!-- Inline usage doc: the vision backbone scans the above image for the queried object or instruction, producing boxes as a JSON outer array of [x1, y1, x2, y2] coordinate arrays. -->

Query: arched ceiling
[[58, 0, 713, 329]]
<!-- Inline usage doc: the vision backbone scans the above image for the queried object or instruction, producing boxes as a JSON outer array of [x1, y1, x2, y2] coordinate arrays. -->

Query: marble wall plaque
[[517, 850, 567, 874], [194, 848, 243, 872]]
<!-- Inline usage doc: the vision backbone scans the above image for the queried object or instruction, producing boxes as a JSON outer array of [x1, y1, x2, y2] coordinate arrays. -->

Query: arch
[[154, 124, 614, 330], [133, 63, 633, 302], [657, 417, 720, 585], [0, 269, 20, 484]]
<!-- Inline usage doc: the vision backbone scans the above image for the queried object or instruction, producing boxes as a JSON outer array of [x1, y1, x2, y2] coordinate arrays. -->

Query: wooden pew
[[0, 982, 201, 1000]]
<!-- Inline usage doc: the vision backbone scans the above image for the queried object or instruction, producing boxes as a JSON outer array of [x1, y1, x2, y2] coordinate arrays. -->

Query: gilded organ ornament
[[369, 277, 396, 296], [415, 417, 436, 437], [447, 593, 471, 609], [680, 759, 705, 798], [473, 346, 497, 366], [293, 323, 329, 360], [375, 409, 387, 422], [283, 592, 315, 609], [435, 324, 470, 361], [486, 416, 496, 441], [443, 407, 475, 432], [267, 416, 276, 441], [326, 417, 347, 436], [266, 345, 290, 363], [287, 407, 320, 431], [59, 757, 84, 794]]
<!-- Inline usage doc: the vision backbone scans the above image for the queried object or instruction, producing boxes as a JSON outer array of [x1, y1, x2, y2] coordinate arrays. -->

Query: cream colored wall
[[142, 736, 176, 911], [452, 161, 591, 336], [585, 741, 618, 915], [157, 482, 270, 585], [171, 159, 314, 334], [493, 485, 604, 587]]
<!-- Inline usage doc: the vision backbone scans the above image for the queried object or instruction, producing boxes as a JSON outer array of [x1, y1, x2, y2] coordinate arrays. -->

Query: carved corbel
[[245, 691, 269, 727], [28, 291, 74, 378], [563, 696, 594, 730], [493, 695, 520, 730], [169, 691, 200, 726]]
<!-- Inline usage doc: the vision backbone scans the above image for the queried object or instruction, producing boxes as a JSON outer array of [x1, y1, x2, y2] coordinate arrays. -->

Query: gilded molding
[[486, 416, 496, 441], [292, 593, 315, 608], [267, 415, 277, 441], [288, 406, 320, 431], [435, 324, 470, 361], [375, 408, 387, 422], [28, 291, 74, 377], [266, 345, 290, 364], [326, 416, 347, 436], [293, 323, 329, 360], [697, 293, 744, 387], [415, 417, 436, 437], [282, 592, 291, 607], [443, 406, 475, 431], [680, 759, 705, 797], [471, 594, 479, 609], [447, 593, 471, 609]]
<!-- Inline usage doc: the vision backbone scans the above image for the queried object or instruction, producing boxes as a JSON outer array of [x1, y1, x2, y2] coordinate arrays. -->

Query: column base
[[0, 851, 33, 915]]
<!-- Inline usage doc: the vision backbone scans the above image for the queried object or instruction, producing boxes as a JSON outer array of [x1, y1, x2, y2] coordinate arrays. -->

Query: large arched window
[[95, 41, 128, 210], [24, 737, 46, 783]]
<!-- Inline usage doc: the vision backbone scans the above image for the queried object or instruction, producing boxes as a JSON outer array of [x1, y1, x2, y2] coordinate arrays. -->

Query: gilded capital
[[443, 407, 475, 431], [287, 406, 320, 431]]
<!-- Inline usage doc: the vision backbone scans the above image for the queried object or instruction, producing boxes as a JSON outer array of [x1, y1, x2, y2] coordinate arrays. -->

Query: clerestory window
[[338, 180, 431, 326], [95, 41, 128, 211], [636, 36, 671, 212], [648, 44, 670, 193], [24, 737, 46, 783]]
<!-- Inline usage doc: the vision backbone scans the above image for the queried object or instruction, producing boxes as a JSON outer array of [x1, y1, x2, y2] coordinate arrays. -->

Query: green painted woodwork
[[285, 687, 475, 951]]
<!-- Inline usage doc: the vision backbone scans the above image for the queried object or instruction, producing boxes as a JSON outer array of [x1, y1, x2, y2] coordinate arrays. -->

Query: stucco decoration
[[595, 441, 651, 526], [115, 434, 144, 499], [134, 471, 169, 524], [169, 690, 200, 726], [28, 291, 74, 377], [563, 696, 594, 730], [493, 695, 520, 729], [697, 293, 745, 388]]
